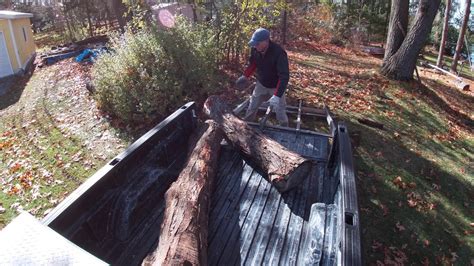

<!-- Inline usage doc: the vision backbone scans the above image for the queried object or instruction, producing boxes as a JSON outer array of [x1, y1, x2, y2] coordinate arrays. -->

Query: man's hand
[[235, 75, 249, 90], [267, 95, 280, 108]]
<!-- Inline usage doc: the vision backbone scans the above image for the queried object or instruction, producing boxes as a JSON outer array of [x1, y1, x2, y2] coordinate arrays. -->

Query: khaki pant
[[244, 81, 289, 126]]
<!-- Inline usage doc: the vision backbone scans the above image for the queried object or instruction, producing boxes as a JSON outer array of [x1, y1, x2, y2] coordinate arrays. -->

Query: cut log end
[[455, 80, 470, 91], [271, 160, 313, 192]]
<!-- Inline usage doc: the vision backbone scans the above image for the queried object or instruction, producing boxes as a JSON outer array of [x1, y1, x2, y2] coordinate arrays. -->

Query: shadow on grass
[[347, 119, 473, 264], [288, 43, 381, 70], [405, 79, 474, 130], [0, 67, 35, 110]]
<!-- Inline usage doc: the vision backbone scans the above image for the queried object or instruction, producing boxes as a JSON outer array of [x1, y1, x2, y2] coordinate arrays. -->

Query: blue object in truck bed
[[39, 102, 361, 265]]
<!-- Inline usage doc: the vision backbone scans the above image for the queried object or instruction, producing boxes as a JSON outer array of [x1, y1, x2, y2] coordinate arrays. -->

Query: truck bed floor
[[208, 129, 340, 265]]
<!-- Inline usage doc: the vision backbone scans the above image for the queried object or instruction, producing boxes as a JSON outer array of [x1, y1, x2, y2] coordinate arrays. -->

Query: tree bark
[[203, 96, 313, 193], [380, 0, 441, 80], [188, 0, 198, 22], [437, 0, 452, 67], [85, 0, 94, 37], [383, 0, 409, 64], [4, 0, 12, 9], [451, 0, 471, 73], [110, 0, 127, 32], [142, 121, 223, 266], [281, 2, 288, 45]]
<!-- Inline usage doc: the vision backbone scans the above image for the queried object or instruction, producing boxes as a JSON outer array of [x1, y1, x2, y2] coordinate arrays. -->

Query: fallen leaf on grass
[[380, 204, 389, 216], [451, 252, 458, 262], [372, 240, 383, 251], [427, 202, 436, 210], [393, 176, 407, 189], [421, 257, 430, 266], [407, 199, 418, 207], [395, 221, 406, 232], [10, 202, 23, 212], [9, 162, 22, 173], [423, 239, 430, 247], [371, 185, 377, 194], [43, 208, 53, 217]]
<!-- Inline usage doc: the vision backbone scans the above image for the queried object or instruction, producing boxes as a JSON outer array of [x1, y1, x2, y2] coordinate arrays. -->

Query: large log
[[425, 62, 470, 91], [204, 95, 313, 192], [142, 120, 223, 266]]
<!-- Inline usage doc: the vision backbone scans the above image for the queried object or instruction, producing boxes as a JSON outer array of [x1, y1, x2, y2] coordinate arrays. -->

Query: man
[[236, 28, 290, 127]]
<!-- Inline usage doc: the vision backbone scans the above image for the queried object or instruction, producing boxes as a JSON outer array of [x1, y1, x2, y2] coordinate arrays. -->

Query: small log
[[203, 95, 313, 192], [357, 118, 384, 130], [360, 46, 385, 56], [426, 63, 470, 91], [142, 120, 223, 266]]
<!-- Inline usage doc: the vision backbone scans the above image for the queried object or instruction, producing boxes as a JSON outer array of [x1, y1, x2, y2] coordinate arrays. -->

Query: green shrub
[[214, 2, 285, 63], [92, 18, 218, 126]]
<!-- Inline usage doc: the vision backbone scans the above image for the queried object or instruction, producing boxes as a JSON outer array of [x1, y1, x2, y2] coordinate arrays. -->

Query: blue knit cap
[[248, 28, 270, 47]]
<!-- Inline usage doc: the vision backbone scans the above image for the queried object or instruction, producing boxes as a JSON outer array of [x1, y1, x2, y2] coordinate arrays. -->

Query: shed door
[[0, 32, 14, 78]]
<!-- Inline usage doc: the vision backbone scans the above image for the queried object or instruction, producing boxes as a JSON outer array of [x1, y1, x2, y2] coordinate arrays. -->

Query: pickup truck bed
[[42, 102, 361, 265]]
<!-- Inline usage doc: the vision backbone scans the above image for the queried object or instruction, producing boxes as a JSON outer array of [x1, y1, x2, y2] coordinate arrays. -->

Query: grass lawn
[[283, 42, 473, 264], [0, 59, 129, 227], [0, 40, 472, 264]]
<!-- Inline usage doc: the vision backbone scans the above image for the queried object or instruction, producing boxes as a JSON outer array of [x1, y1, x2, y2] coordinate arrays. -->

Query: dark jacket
[[243, 41, 290, 97]]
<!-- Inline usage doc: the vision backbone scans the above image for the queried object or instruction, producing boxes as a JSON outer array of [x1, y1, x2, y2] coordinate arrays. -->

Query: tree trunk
[[4, 0, 11, 9], [63, 8, 75, 42], [281, 3, 288, 45], [437, 0, 452, 67], [203, 96, 313, 193], [85, 0, 94, 37], [142, 121, 223, 266], [110, 0, 126, 32], [383, 0, 409, 64], [380, 0, 441, 80], [451, 0, 471, 73], [188, 0, 198, 22]]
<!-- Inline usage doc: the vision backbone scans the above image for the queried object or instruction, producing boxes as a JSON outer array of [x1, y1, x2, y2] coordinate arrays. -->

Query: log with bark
[[142, 120, 224, 266], [425, 63, 470, 91], [203, 95, 313, 193]]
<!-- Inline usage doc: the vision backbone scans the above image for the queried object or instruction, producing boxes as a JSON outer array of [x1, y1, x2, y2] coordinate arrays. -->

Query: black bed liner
[[42, 102, 361, 265]]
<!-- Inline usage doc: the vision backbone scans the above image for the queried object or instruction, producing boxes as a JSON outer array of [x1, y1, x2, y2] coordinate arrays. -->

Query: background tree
[[383, 0, 409, 63], [450, 0, 471, 72], [381, 0, 441, 80], [437, 0, 452, 67]]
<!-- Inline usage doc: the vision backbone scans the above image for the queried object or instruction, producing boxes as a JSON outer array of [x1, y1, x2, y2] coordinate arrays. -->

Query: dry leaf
[[395, 222, 406, 232]]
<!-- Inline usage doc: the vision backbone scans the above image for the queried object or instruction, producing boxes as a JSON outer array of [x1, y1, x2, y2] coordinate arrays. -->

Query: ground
[[0, 59, 129, 226], [0, 42, 473, 264], [283, 42, 473, 264]]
